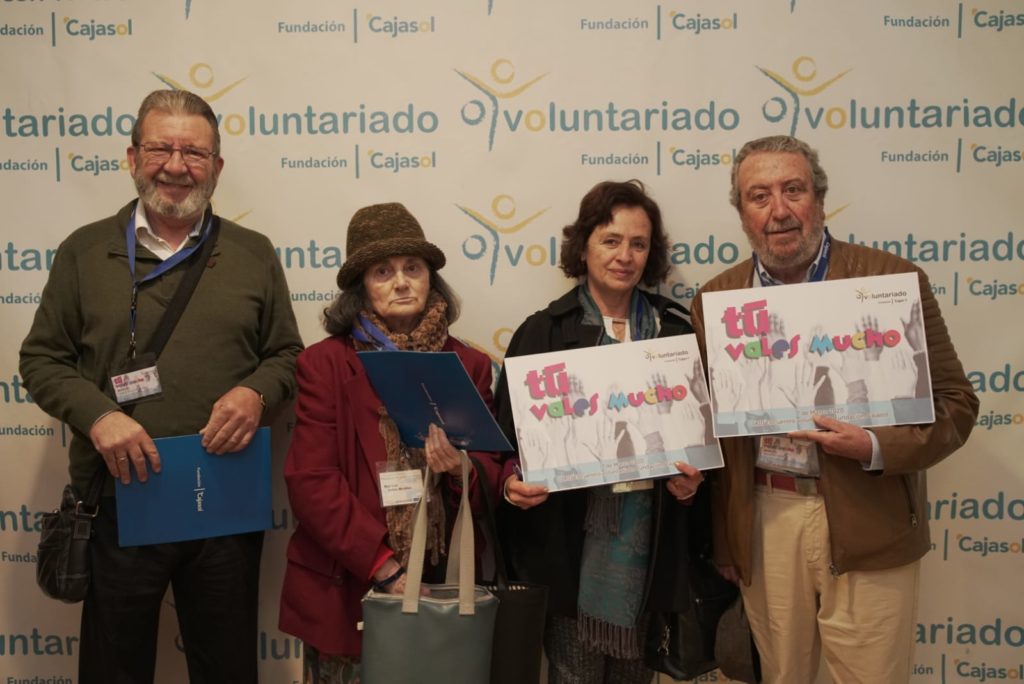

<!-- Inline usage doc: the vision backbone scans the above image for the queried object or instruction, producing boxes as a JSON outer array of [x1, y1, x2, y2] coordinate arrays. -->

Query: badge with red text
[[110, 353, 162, 405]]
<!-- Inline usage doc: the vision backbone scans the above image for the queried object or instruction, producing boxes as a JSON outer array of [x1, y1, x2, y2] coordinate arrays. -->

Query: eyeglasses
[[137, 143, 217, 167]]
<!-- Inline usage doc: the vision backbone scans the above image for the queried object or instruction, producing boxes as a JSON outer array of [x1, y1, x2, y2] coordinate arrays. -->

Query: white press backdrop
[[1, 1, 1021, 682]]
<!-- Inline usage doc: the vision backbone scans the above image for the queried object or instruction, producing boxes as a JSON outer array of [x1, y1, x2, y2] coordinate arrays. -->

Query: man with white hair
[[690, 135, 978, 683], [21, 89, 303, 682]]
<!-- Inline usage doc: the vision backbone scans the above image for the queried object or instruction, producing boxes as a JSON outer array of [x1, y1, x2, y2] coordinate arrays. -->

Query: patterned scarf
[[576, 283, 658, 658], [353, 291, 450, 569]]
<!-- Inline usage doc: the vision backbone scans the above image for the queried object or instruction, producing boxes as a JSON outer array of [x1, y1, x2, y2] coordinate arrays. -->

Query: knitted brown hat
[[336, 202, 446, 288]]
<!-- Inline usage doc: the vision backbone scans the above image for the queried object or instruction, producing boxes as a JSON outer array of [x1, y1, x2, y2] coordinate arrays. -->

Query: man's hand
[[89, 411, 160, 484], [789, 414, 872, 464], [199, 386, 263, 455]]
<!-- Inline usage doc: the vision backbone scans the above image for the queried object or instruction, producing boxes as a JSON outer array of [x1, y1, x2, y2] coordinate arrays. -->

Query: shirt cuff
[[90, 409, 122, 428], [862, 430, 884, 471]]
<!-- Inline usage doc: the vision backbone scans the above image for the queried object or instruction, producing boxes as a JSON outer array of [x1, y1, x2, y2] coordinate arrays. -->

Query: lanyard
[[352, 314, 400, 351], [754, 227, 832, 287], [125, 207, 212, 359]]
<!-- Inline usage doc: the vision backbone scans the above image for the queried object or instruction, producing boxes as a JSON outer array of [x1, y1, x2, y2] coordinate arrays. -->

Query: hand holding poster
[[503, 335, 722, 492], [701, 273, 934, 438]]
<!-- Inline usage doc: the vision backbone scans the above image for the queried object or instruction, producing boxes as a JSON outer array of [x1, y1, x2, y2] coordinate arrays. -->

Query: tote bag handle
[[402, 452, 475, 615]]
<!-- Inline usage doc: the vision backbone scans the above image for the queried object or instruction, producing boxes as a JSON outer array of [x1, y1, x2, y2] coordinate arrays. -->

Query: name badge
[[611, 479, 655, 494], [756, 435, 820, 477], [379, 469, 425, 508], [110, 353, 162, 405]]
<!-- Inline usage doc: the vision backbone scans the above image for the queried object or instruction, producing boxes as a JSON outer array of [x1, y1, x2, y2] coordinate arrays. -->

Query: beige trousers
[[740, 485, 920, 684]]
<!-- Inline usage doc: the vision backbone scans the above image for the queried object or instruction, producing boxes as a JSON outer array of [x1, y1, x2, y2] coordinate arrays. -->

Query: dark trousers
[[79, 497, 264, 684]]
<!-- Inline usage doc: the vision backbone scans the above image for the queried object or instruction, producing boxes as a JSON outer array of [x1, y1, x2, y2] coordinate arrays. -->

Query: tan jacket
[[691, 239, 979, 581]]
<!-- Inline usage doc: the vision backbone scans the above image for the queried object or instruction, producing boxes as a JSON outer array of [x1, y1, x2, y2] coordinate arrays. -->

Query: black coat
[[494, 287, 714, 618]]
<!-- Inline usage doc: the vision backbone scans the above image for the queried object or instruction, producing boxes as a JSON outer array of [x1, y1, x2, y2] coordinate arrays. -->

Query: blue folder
[[114, 427, 272, 547], [357, 351, 513, 452]]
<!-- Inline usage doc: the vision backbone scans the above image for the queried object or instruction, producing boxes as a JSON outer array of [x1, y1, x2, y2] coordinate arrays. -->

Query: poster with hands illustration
[[701, 272, 934, 438], [503, 335, 722, 492]]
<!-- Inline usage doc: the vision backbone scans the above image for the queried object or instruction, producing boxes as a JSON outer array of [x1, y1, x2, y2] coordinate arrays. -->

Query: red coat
[[278, 334, 503, 656]]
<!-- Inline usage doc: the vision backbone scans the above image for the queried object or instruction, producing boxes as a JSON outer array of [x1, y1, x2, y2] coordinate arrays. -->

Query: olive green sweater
[[20, 201, 303, 493]]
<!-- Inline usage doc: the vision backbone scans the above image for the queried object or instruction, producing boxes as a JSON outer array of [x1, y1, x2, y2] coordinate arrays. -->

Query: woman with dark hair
[[278, 202, 502, 683], [495, 180, 706, 683]]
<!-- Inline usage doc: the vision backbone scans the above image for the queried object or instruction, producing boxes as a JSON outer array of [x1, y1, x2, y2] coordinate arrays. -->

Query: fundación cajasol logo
[[456, 194, 550, 285], [3, 12, 137, 47]]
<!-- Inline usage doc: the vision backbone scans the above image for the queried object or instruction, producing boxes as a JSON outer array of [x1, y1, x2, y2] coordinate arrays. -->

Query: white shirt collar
[[751, 230, 829, 288], [134, 201, 205, 260]]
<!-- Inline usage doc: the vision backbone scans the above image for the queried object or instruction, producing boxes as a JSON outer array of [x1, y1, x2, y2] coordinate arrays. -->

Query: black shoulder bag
[[644, 474, 742, 681], [470, 456, 549, 684], [37, 214, 220, 603]]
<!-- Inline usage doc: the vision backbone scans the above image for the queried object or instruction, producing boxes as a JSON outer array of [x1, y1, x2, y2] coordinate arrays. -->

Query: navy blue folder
[[114, 427, 271, 546], [357, 351, 512, 452]]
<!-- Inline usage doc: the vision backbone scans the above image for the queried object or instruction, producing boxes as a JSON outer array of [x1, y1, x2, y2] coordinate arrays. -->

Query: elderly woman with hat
[[278, 203, 503, 683]]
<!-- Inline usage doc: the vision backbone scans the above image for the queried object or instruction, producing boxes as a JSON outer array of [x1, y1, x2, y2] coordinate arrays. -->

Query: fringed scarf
[[576, 283, 659, 659], [353, 291, 450, 569]]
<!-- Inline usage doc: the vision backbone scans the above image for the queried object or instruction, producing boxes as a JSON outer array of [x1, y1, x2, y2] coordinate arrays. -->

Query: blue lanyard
[[754, 228, 832, 287], [125, 207, 212, 359], [352, 314, 400, 351]]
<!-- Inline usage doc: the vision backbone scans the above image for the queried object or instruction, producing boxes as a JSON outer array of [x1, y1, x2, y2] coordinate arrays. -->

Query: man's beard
[[744, 216, 824, 271], [133, 169, 216, 221]]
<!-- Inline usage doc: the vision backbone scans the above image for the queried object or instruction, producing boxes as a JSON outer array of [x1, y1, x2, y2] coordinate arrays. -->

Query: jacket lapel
[[341, 349, 390, 479], [824, 238, 851, 280]]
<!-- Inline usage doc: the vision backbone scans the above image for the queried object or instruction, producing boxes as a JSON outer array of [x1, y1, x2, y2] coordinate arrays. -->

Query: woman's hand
[[372, 559, 430, 597], [424, 423, 462, 476], [504, 474, 549, 509], [372, 559, 407, 595], [716, 564, 741, 585], [665, 461, 704, 502]]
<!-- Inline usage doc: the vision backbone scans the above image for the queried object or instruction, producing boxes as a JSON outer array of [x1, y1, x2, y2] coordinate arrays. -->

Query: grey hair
[[729, 135, 828, 209], [130, 89, 221, 154]]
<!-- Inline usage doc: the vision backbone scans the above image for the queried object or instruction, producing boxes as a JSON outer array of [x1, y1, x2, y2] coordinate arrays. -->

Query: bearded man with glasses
[[20, 89, 303, 683]]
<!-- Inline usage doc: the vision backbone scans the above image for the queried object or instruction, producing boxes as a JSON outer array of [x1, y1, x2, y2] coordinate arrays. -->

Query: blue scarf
[[575, 283, 658, 658]]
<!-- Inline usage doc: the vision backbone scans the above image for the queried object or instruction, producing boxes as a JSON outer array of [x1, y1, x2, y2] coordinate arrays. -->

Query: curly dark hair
[[558, 179, 670, 287]]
